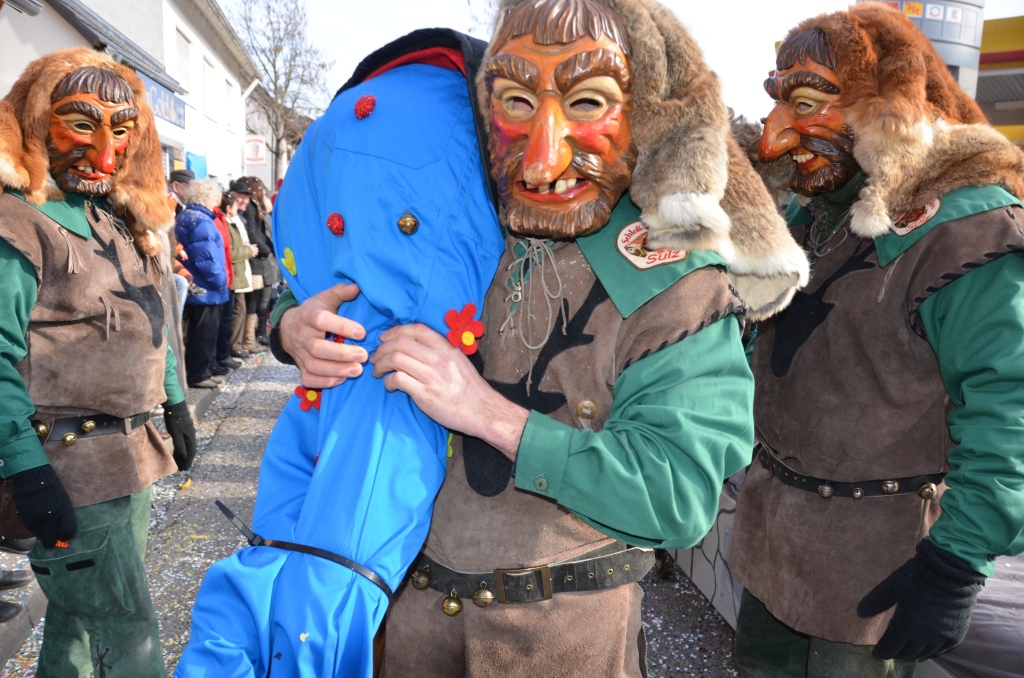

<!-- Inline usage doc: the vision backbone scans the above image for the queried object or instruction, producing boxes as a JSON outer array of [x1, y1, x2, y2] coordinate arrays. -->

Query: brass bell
[[410, 570, 431, 590], [918, 482, 938, 500], [817, 483, 834, 499], [576, 400, 598, 420], [397, 212, 419, 235], [852, 488, 864, 500], [62, 432, 77, 446], [472, 584, 495, 608], [33, 423, 49, 438], [441, 591, 463, 616], [81, 419, 96, 433], [881, 481, 900, 495]]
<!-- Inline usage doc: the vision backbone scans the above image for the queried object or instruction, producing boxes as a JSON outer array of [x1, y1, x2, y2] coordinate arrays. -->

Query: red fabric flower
[[295, 385, 322, 411], [354, 94, 376, 119], [327, 212, 345, 236], [331, 334, 346, 343], [445, 303, 484, 355]]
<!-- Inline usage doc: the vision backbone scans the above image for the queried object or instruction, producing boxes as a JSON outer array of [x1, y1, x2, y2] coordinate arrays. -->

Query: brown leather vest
[[731, 203, 1024, 644], [0, 192, 176, 507], [424, 235, 743, 572]]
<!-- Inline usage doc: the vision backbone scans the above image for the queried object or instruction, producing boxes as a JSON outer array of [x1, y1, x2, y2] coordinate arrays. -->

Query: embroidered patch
[[281, 247, 297, 276], [615, 221, 687, 270], [890, 198, 941, 236]]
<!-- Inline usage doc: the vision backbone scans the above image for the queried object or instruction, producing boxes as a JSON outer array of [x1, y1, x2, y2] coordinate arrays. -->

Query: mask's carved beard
[[47, 141, 123, 196], [790, 127, 859, 197], [492, 136, 635, 239]]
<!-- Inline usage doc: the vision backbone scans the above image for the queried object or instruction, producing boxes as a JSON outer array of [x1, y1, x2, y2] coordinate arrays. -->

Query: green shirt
[[0, 232, 182, 479], [515, 315, 754, 549]]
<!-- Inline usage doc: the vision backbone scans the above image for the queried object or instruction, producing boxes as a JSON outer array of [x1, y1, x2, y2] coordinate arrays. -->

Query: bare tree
[[467, 0, 499, 37], [235, 0, 332, 182]]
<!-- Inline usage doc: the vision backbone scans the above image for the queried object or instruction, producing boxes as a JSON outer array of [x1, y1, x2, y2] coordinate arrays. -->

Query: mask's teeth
[[554, 179, 567, 194], [565, 178, 577, 188], [538, 183, 551, 195]]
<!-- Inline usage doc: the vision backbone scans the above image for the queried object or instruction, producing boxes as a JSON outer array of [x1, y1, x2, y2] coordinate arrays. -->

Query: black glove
[[10, 465, 77, 548], [164, 401, 198, 471], [858, 540, 985, 660]]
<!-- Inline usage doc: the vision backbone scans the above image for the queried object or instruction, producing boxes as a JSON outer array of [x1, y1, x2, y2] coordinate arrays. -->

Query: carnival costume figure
[[270, 0, 810, 675], [178, 35, 506, 678], [0, 48, 197, 676], [730, 5, 1024, 676]]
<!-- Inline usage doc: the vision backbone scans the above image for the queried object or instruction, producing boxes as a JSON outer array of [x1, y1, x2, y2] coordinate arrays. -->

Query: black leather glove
[[10, 465, 77, 548], [858, 540, 985, 660], [164, 401, 198, 471]]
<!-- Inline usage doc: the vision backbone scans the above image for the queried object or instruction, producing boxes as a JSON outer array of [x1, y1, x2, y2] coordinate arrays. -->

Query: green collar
[[5, 189, 95, 239], [576, 196, 727, 318], [785, 174, 869, 228], [874, 185, 1024, 266]]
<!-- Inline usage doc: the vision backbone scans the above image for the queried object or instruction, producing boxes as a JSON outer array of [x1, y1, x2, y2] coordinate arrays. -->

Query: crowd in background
[[165, 169, 283, 389]]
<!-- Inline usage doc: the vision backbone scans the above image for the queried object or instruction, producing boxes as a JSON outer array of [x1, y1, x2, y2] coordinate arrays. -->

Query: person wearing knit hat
[[729, 4, 1024, 676], [0, 48, 199, 675], [209, 0, 807, 676]]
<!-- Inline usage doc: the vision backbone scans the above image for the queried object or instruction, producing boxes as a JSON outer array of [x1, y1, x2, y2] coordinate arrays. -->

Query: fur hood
[[0, 48, 171, 256], [793, 4, 1024, 239], [479, 0, 809, 320]]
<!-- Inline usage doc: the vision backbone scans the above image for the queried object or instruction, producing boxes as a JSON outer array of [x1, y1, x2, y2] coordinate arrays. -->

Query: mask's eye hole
[[504, 96, 534, 113], [569, 97, 603, 113], [71, 121, 96, 133]]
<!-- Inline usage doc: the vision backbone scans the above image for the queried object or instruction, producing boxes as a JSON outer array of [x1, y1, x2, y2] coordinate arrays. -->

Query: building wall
[[0, 4, 88, 97], [163, 0, 249, 183], [77, 0, 164, 65]]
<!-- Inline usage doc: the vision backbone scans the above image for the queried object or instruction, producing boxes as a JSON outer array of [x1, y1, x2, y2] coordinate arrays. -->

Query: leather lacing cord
[[499, 237, 567, 394], [57, 227, 83, 274], [99, 294, 121, 340]]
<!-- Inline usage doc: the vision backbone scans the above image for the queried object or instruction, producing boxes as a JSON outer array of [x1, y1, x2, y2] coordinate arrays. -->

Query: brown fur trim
[[787, 5, 1023, 238], [480, 0, 806, 318], [0, 49, 172, 256]]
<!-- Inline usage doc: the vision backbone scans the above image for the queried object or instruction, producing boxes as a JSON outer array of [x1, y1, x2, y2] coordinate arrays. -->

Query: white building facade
[[0, 0, 259, 185]]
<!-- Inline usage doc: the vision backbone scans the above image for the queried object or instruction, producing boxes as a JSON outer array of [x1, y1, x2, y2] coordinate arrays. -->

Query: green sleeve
[[514, 316, 755, 549], [162, 330, 184, 406], [919, 253, 1024, 576], [0, 238, 49, 477], [270, 286, 298, 328]]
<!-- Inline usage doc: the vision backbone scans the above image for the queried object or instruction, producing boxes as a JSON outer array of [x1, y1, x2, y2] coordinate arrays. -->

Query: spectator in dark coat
[[239, 177, 280, 347], [174, 179, 228, 388]]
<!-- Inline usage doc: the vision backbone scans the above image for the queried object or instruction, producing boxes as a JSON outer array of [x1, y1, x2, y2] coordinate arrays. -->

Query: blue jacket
[[175, 204, 228, 305]]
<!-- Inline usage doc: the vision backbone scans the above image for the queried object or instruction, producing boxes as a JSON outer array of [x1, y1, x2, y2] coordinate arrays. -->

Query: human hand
[[10, 465, 77, 548], [249, 244, 259, 258], [371, 323, 528, 459], [279, 282, 367, 389], [857, 540, 985, 660]]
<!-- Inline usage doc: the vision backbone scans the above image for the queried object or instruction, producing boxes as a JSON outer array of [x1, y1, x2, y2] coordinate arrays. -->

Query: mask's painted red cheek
[[791, 106, 846, 137], [567, 110, 629, 153], [112, 137, 131, 154]]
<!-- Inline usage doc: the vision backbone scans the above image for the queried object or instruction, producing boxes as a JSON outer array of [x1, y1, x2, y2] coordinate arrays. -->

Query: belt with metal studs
[[757, 443, 945, 500], [410, 543, 654, 606], [31, 412, 151, 446]]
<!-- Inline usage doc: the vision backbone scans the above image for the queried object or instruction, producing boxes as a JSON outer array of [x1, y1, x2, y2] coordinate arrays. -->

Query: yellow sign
[[903, 2, 924, 17]]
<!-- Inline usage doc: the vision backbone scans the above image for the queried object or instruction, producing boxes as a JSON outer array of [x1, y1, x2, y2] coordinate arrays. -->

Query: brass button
[[410, 570, 431, 590], [62, 432, 77, 446], [33, 423, 49, 438], [852, 488, 864, 499], [398, 212, 419, 235], [817, 484, 834, 499], [525, 584, 533, 591], [881, 481, 900, 495], [918, 482, 937, 500], [576, 400, 598, 419], [81, 419, 97, 433], [534, 477, 548, 492]]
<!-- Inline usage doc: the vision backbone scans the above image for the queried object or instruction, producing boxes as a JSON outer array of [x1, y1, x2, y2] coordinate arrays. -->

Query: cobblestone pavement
[[1, 353, 738, 677]]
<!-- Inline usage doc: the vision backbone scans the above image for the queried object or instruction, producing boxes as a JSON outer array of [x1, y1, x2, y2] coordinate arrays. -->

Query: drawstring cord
[[100, 295, 121, 340], [499, 238, 566, 394], [58, 227, 83, 274]]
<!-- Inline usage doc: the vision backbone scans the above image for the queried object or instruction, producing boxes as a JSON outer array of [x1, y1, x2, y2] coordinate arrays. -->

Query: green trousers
[[734, 590, 917, 678], [29, 488, 165, 678]]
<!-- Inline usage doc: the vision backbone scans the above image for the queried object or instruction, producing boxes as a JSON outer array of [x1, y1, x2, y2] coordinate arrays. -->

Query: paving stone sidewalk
[[1, 353, 738, 677]]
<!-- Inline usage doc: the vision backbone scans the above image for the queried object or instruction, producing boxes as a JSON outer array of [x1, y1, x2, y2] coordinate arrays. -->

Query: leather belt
[[32, 412, 151, 444], [215, 501, 393, 603], [413, 543, 654, 604], [758, 443, 945, 500]]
